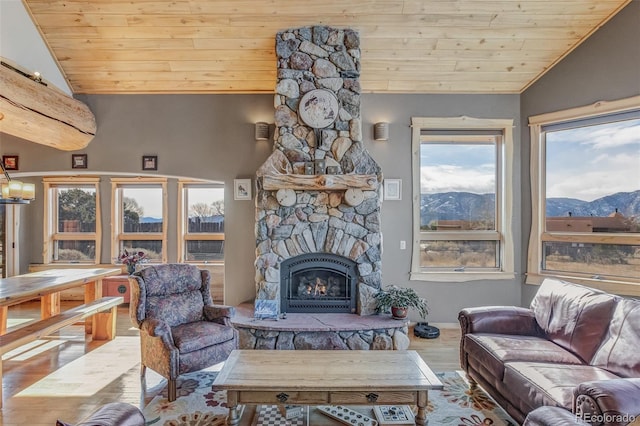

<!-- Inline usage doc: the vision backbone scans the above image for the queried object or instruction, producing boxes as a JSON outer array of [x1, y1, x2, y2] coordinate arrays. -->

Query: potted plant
[[119, 249, 147, 275], [374, 285, 429, 320]]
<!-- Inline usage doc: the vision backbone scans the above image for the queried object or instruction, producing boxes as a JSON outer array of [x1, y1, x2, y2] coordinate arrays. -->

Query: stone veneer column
[[255, 26, 383, 315]]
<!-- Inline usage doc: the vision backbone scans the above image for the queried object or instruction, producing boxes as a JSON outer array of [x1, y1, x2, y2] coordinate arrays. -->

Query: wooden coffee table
[[212, 350, 443, 425]]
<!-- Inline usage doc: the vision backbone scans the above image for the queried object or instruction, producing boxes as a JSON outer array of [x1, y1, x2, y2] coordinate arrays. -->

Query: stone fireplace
[[254, 25, 383, 316], [234, 26, 408, 350]]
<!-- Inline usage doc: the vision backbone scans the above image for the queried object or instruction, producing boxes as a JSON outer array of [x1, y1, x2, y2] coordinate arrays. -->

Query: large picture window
[[112, 178, 167, 263], [178, 182, 225, 263], [43, 177, 101, 263], [411, 117, 515, 281], [528, 96, 640, 289]]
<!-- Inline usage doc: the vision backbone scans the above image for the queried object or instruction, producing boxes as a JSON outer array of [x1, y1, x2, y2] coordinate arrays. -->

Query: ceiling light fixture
[[0, 161, 34, 204]]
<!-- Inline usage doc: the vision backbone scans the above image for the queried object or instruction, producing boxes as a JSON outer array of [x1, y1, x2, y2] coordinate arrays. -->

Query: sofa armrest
[[458, 306, 541, 336], [57, 402, 145, 426], [524, 406, 588, 426], [574, 378, 640, 425], [141, 318, 172, 339]]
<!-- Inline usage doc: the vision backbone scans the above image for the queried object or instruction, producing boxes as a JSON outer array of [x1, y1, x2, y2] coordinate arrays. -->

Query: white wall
[[0, 0, 71, 94]]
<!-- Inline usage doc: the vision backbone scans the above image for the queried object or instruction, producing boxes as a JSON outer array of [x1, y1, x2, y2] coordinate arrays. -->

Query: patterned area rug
[[143, 370, 517, 426]]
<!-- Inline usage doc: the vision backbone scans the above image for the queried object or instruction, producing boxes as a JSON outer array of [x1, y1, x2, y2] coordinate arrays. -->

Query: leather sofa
[[56, 402, 145, 426], [458, 278, 640, 425], [523, 406, 590, 426]]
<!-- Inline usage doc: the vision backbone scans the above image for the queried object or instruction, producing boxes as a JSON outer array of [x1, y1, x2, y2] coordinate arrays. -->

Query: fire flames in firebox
[[296, 275, 343, 299]]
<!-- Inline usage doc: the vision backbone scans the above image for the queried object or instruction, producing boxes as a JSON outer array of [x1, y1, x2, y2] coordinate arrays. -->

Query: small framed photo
[[234, 178, 252, 200], [2, 155, 18, 171], [384, 179, 402, 201], [254, 299, 279, 320], [314, 158, 326, 174], [142, 155, 157, 171], [304, 162, 315, 175], [72, 154, 88, 169]]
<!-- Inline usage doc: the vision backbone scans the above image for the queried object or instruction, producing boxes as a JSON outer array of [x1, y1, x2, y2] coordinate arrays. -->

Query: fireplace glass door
[[280, 253, 357, 313]]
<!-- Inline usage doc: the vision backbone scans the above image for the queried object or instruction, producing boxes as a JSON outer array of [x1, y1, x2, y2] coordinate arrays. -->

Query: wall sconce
[[0, 162, 35, 204], [255, 122, 270, 141], [374, 122, 389, 141]]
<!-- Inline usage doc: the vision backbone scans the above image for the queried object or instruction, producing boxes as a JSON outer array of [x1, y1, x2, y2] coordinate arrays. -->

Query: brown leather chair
[[129, 264, 238, 401], [56, 402, 145, 426]]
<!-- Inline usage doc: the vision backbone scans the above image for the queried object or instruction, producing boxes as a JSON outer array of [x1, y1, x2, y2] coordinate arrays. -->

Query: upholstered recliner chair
[[129, 264, 238, 401]]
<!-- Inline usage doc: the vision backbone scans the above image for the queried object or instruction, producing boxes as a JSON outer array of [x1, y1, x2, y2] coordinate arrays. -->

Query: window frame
[[527, 95, 640, 294], [111, 177, 168, 264], [43, 176, 101, 264], [177, 180, 225, 264], [410, 116, 515, 282]]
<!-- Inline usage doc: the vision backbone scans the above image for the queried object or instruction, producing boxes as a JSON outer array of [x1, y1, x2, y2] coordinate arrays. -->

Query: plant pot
[[391, 306, 408, 319]]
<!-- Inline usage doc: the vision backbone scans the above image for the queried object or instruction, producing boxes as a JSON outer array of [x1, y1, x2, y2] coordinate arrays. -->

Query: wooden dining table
[[0, 268, 122, 334]]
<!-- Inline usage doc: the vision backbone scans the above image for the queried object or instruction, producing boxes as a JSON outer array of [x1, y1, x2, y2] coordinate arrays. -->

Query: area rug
[[143, 370, 517, 426]]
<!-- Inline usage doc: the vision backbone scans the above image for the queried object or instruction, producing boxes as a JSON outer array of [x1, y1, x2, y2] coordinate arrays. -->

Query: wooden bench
[[0, 296, 123, 407]]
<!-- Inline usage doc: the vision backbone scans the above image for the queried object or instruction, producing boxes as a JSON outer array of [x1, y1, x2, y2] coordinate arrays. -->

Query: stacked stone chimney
[[255, 26, 382, 315]]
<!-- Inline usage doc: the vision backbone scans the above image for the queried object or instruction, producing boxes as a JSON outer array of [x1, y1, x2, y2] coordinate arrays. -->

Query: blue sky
[[420, 118, 639, 201], [124, 186, 224, 219], [546, 118, 639, 201], [420, 142, 496, 195]]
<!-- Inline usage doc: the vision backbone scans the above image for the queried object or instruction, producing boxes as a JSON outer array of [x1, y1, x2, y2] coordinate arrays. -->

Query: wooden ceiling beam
[[0, 61, 96, 151]]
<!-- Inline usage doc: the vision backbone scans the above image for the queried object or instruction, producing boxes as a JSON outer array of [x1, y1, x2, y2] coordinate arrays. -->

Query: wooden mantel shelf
[[262, 174, 380, 191]]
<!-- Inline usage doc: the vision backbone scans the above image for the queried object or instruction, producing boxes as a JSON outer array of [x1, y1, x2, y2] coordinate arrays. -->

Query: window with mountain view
[[411, 117, 515, 280], [112, 178, 167, 263], [180, 184, 225, 262], [529, 97, 640, 286], [44, 178, 101, 263]]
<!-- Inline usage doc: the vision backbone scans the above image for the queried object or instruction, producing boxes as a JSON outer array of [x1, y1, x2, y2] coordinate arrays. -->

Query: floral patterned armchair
[[129, 264, 238, 401]]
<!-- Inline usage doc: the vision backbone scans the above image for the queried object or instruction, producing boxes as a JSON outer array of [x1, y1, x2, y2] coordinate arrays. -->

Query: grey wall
[[2, 92, 520, 322], [2, 95, 274, 306], [520, 1, 640, 305], [363, 94, 522, 323]]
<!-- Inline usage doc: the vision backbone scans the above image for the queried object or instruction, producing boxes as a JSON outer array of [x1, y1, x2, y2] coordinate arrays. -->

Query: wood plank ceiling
[[22, 0, 631, 94]]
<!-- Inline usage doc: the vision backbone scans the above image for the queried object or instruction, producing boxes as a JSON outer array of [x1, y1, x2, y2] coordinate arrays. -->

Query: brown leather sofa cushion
[[591, 298, 640, 377], [56, 402, 145, 426], [530, 278, 617, 363], [465, 334, 583, 380], [503, 362, 621, 412], [524, 406, 589, 426]]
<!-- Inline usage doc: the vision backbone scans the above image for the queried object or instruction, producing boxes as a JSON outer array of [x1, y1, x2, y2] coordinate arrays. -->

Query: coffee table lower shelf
[[242, 405, 396, 426]]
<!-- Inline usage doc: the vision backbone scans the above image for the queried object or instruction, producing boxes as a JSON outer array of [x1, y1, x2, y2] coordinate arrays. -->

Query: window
[[43, 177, 101, 263], [528, 96, 640, 288], [178, 182, 225, 263], [112, 178, 167, 263], [411, 117, 515, 281]]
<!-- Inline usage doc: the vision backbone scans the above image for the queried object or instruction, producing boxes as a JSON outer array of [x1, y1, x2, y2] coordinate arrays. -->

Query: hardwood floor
[[0, 301, 461, 425]]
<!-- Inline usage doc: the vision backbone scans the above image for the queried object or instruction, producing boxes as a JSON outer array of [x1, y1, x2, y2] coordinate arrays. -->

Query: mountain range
[[421, 190, 640, 226]]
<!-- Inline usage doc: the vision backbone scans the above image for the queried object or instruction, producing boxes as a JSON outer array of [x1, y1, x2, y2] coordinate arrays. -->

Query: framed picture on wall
[[2, 155, 19, 171], [234, 178, 252, 200], [384, 179, 402, 200], [72, 154, 88, 169], [142, 155, 158, 171]]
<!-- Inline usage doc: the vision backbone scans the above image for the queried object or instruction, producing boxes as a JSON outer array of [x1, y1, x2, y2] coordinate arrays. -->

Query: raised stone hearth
[[232, 303, 409, 350]]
